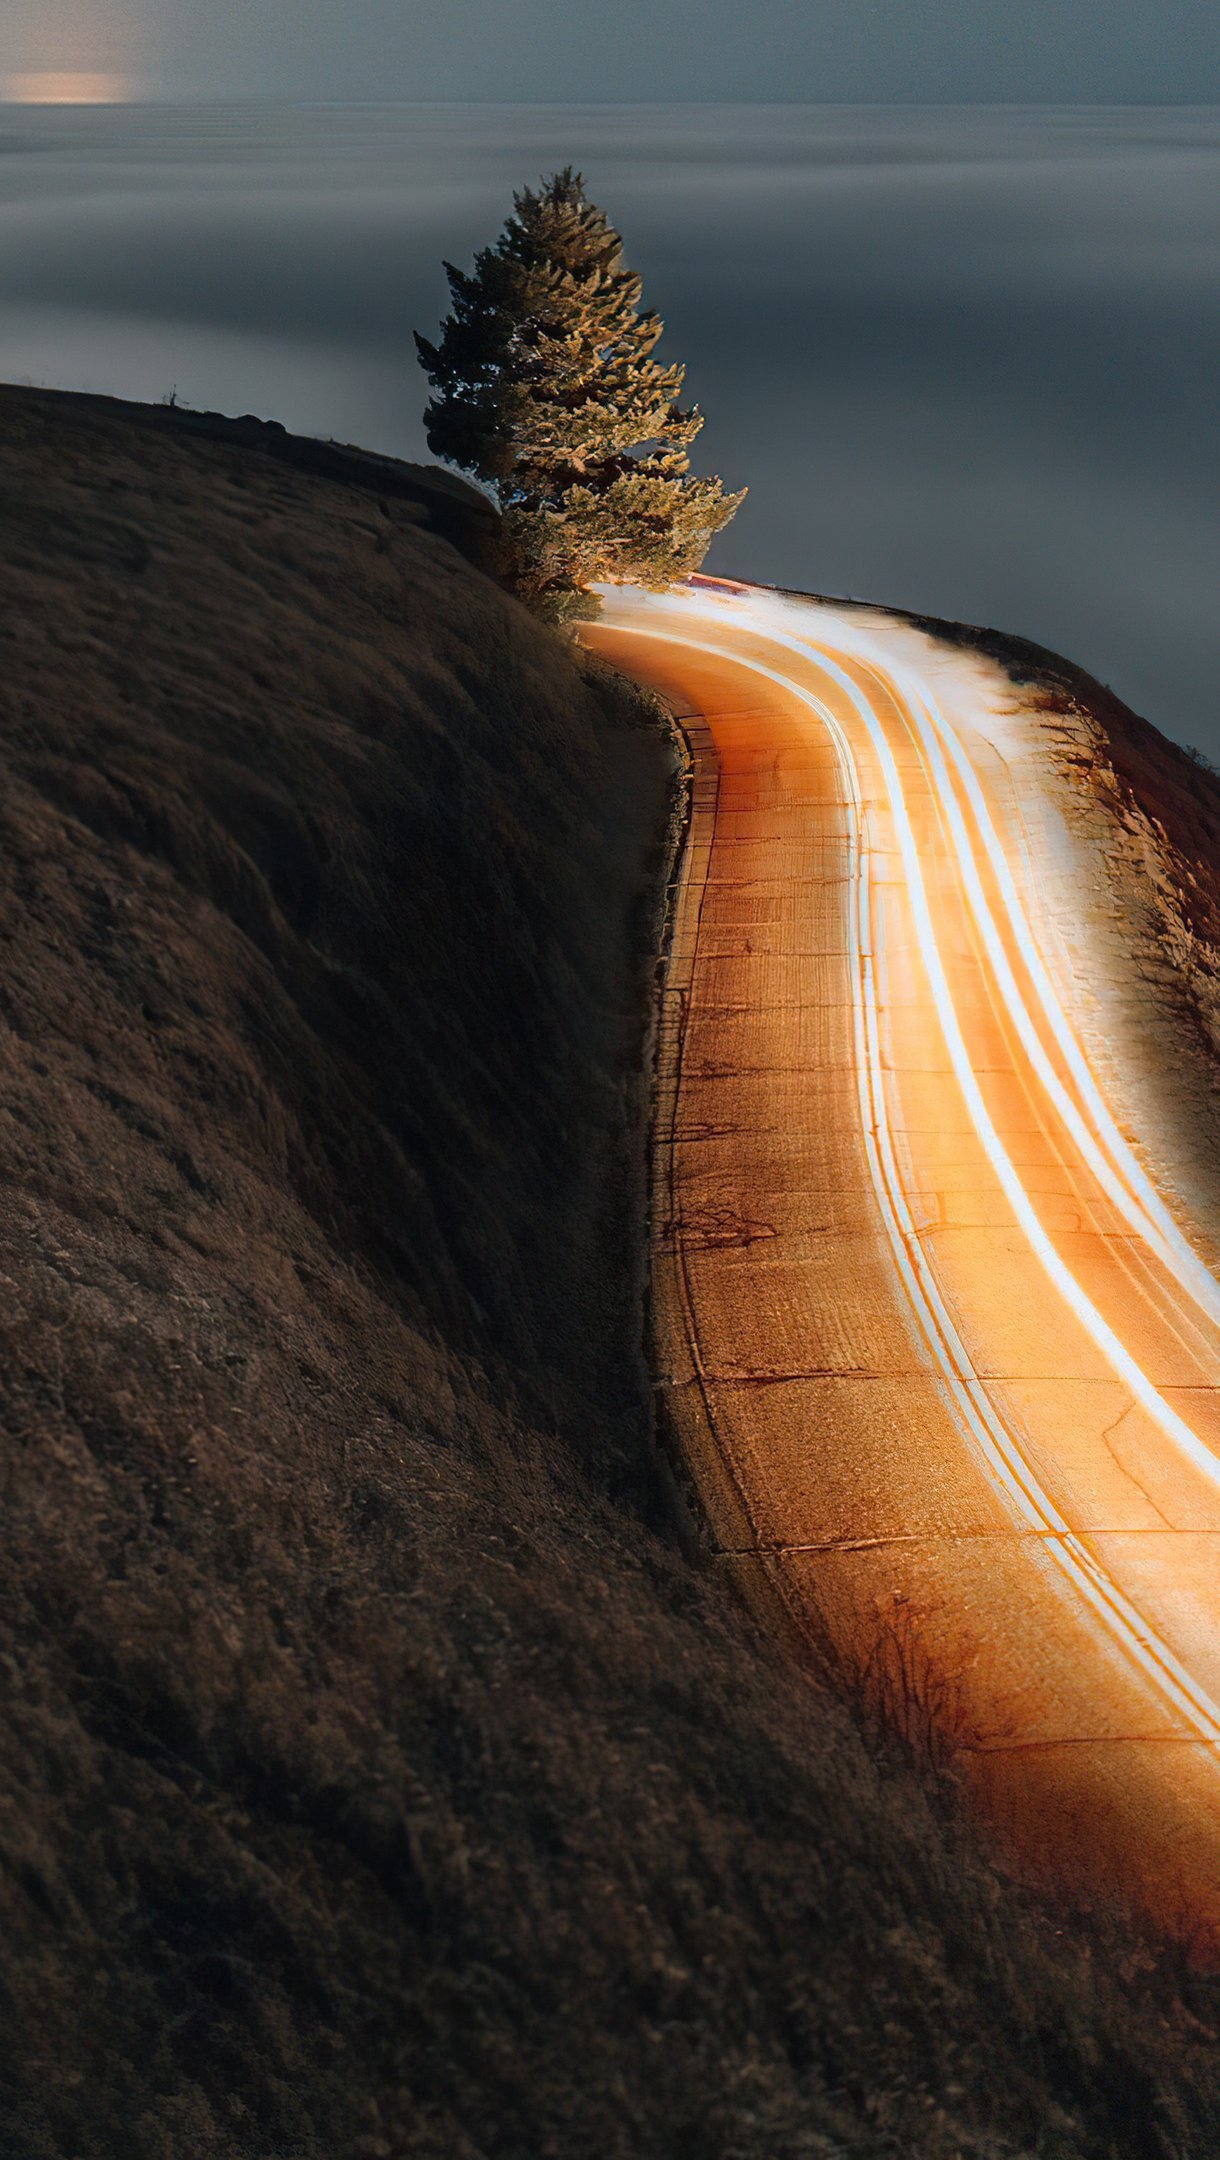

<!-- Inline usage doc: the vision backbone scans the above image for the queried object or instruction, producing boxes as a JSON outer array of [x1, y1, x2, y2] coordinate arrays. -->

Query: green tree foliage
[[415, 168, 745, 621]]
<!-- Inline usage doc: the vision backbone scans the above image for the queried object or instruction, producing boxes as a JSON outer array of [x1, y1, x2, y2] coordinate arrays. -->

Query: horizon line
[[2, 94, 1219, 112]]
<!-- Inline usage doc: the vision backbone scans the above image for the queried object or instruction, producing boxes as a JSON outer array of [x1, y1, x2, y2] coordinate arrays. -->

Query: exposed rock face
[[0, 389, 1216, 2159]]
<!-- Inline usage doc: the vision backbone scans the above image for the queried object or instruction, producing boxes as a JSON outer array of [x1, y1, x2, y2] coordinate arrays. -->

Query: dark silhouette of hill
[[0, 386, 1217, 2159]]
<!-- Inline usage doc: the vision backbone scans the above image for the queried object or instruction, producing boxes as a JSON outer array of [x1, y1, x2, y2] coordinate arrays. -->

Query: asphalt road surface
[[583, 579, 1220, 1938]]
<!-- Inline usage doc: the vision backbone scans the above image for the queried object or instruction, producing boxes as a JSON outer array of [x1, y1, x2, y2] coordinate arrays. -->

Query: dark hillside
[[0, 389, 1217, 2159]]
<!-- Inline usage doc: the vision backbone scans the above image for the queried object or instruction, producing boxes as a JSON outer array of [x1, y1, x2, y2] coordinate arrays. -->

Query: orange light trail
[[604, 603, 1220, 1746], [672, 591, 1220, 1482]]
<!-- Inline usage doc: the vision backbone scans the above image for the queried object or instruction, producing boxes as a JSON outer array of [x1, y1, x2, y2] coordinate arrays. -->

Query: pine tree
[[414, 169, 745, 621]]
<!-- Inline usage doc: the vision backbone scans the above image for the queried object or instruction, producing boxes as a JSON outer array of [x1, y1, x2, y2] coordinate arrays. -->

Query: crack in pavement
[[1098, 1399, 1176, 1529]]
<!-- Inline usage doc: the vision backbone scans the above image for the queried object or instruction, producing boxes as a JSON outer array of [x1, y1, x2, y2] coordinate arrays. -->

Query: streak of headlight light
[[691, 589, 1220, 1332], [598, 604, 1220, 1741], [908, 674, 1220, 1325], [608, 589, 1220, 1489]]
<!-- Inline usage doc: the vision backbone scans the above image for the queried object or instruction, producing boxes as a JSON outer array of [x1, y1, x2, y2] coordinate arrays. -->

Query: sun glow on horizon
[[1, 71, 133, 104]]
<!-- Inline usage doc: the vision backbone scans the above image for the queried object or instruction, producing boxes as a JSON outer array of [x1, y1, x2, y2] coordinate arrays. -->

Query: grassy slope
[[0, 388, 1217, 2160]]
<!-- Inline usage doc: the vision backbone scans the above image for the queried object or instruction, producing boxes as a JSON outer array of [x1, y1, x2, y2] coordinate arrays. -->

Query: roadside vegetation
[[0, 386, 1218, 2156], [415, 168, 744, 620]]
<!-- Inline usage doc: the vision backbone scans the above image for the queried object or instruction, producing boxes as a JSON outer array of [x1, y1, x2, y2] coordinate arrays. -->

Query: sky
[[2, 0, 1220, 105]]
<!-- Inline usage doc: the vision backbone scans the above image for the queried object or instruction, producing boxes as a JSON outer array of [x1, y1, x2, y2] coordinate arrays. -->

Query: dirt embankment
[[1, 388, 1218, 2159]]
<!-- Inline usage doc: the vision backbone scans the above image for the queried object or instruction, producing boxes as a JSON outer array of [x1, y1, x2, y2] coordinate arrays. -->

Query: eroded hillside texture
[[0, 389, 1217, 2159]]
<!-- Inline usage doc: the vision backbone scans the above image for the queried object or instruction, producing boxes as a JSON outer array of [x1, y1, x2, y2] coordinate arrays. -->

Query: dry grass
[[0, 388, 1217, 2158]]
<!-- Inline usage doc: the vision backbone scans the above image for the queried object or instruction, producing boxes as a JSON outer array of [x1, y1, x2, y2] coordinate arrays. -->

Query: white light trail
[[602, 598, 1220, 1744], [908, 672, 1220, 1324], [692, 586, 1220, 1333], [676, 590, 1220, 1484]]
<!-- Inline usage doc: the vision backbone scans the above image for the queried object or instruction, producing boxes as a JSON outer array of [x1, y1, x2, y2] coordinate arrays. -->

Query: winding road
[[583, 578, 1220, 1934]]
